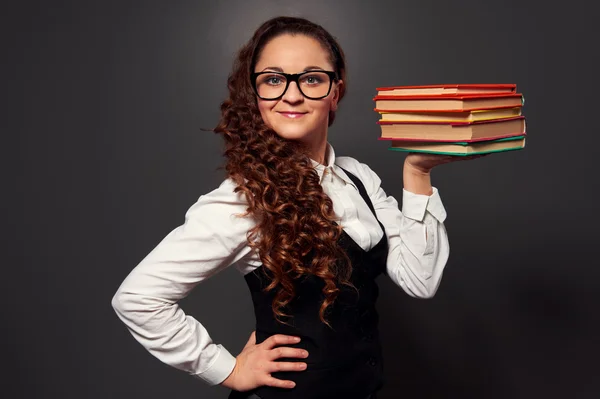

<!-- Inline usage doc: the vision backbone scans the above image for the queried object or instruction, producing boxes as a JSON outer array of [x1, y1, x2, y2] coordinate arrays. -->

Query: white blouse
[[111, 143, 449, 386]]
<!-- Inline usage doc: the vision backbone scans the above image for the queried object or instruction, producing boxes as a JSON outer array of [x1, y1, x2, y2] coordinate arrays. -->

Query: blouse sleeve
[[111, 178, 254, 385], [351, 160, 450, 298]]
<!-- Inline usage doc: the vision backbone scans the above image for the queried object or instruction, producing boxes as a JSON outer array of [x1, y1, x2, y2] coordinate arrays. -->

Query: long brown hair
[[213, 16, 352, 328]]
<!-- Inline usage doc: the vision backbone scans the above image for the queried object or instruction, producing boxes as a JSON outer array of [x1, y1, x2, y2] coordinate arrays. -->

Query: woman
[[112, 16, 473, 399]]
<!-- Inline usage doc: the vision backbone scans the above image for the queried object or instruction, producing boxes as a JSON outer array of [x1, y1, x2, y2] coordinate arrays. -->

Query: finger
[[268, 347, 309, 360], [464, 156, 485, 161], [262, 376, 297, 389], [267, 360, 308, 373], [262, 334, 301, 349], [452, 154, 486, 161]]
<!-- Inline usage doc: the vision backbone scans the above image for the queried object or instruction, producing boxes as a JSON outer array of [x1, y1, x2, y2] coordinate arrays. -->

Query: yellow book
[[379, 107, 522, 123]]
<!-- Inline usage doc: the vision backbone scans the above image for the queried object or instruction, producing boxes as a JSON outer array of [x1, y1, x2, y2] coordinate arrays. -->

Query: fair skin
[[222, 33, 483, 392], [253, 34, 335, 164]]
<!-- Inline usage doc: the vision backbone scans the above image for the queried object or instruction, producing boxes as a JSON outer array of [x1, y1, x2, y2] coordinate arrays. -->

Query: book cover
[[373, 92, 523, 101], [377, 116, 526, 141], [374, 93, 524, 112], [376, 84, 517, 96], [377, 107, 522, 123], [388, 136, 526, 156]]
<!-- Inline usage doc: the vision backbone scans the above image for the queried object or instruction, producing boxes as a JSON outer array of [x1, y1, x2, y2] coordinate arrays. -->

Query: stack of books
[[373, 84, 526, 155]]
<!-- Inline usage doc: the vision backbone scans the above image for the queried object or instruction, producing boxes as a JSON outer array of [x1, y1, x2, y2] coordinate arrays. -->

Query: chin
[[272, 125, 314, 141]]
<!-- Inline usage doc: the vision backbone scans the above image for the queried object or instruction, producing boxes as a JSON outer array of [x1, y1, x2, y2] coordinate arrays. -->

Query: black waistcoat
[[229, 168, 389, 399]]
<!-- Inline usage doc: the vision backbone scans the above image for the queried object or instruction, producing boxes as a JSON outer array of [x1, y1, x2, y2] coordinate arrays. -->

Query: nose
[[282, 81, 304, 103]]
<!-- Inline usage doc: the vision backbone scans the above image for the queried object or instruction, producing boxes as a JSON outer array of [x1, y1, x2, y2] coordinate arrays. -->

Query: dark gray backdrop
[[7, 0, 599, 398]]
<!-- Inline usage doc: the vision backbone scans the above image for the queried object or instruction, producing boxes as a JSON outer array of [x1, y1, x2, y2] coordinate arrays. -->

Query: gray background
[[7, 0, 599, 398]]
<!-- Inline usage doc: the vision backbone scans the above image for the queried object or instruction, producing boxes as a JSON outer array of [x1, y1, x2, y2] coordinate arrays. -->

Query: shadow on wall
[[375, 237, 597, 399]]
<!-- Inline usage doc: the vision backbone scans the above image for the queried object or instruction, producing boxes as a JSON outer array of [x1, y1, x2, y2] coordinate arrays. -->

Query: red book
[[376, 83, 517, 96], [374, 92, 524, 112]]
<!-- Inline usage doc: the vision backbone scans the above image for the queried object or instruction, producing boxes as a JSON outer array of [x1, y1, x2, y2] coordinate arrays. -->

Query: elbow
[[403, 275, 441, 299], [111, 288, 171, 327], [414, 277, 442, 299], [111, 288, 141, 321], [408, 285, 437, 299], [392, 268, 441, 299], [419, 287, 438, 299], [111, 289, 127, 318]]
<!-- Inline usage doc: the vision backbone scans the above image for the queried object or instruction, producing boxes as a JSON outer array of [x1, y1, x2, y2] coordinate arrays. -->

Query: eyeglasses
[[251, 70, 338, 100]]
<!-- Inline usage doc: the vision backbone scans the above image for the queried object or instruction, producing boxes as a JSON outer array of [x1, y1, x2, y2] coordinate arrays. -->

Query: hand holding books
[[404, 151, 489, 174], [373, 84, 526, 156]]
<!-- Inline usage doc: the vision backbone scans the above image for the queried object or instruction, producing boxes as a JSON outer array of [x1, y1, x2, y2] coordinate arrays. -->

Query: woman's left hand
[[404, 152, 488, 174]]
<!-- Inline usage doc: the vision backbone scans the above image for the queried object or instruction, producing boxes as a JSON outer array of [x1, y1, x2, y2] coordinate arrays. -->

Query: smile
[[278, 112, 307, 119]]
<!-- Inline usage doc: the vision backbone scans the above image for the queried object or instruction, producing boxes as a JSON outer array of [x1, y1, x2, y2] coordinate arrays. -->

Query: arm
[[353, 160, 449, 298], [403, 160, 433, 196], [111, 179, 254, 385]]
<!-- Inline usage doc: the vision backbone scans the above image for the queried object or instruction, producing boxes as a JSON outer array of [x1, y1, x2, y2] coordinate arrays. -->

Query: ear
[[330, 80, 343, 111]]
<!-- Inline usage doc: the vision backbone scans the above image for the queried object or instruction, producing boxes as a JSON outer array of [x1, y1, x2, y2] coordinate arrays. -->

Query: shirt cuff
[[192, 344, 237, 386], [402, 187, 447, 223]]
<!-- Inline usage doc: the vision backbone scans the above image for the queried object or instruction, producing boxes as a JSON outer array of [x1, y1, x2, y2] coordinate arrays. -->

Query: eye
[[301, 73, 325, 85], [261, 74, 285, 86]]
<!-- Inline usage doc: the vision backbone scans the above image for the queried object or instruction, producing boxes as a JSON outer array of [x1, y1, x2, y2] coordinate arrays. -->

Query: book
[[389, 136, 526, 156], [377, 116, 526, 142], [376, 83, 516, 97], [374, 92, 523, 112], [378, 106, 522, 123]]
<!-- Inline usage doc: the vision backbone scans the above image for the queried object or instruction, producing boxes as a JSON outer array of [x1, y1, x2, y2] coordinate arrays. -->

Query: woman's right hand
[[221, 331, 309, 391]]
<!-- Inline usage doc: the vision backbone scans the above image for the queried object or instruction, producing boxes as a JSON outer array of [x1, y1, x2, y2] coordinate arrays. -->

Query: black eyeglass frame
[[250, 70, 339, 100]]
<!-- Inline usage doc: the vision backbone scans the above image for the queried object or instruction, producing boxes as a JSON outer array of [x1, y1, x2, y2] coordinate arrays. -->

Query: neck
[[306, 132, 328, 165]]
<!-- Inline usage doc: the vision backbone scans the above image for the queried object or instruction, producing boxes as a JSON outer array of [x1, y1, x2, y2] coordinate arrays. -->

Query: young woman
[[112, 16, 476, 399]]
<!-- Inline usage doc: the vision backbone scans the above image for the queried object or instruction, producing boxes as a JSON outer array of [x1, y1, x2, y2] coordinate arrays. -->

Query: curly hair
[[213, 16, 353, 328]]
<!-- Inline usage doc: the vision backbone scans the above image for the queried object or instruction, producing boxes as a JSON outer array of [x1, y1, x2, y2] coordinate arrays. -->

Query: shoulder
[[335, 156, 382, 189], [185, 177, 250, 221], [204, 178, 246, 202], [335, 155, 361, 170], [336, 155, 372, 175]]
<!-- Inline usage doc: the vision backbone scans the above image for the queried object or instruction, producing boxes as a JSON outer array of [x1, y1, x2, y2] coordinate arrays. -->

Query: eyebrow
[[260, 65, 327, 73]]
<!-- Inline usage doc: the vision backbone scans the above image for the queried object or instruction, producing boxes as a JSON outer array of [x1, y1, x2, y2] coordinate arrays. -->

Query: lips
[[278, 111, 307, 119]]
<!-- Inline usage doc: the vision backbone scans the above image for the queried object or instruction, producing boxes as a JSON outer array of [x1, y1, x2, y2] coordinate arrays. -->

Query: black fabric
[[233, 392, 378, 399], [229, 168, 388, 399]]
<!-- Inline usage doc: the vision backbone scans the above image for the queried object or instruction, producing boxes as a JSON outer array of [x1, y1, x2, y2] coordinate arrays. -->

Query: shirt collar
[[310, 142, 358, 190]]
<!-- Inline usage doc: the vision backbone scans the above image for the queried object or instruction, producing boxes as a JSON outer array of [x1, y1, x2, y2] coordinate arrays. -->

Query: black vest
[[229, 168, 389, 399]]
